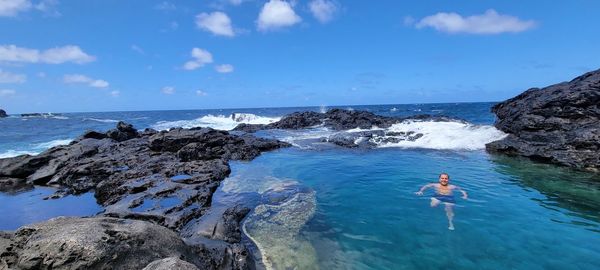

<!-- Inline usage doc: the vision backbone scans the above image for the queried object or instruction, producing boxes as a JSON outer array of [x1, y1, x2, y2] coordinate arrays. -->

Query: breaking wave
[[0, 139, 73, 159], [152, 113, 280, 131]]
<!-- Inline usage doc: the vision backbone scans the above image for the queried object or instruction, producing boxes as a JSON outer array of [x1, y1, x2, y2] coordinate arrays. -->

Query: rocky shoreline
[[0, 122, 289, 269], [486, 69, 600, 172]]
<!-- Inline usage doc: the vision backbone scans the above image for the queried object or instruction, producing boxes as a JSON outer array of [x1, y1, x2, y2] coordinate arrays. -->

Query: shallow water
[[0, 187, 102, 230], [220, 148, 600, 270]]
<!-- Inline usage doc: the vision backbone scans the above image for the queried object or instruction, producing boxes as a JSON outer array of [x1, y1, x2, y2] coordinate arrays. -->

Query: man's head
[[439, 173, 450, 186]]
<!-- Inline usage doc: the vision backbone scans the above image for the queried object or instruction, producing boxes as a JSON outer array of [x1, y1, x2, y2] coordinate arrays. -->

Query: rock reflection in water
[[490, 154, 600, 226]]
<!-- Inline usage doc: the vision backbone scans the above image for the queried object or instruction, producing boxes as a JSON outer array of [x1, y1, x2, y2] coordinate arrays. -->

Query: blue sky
[[1, 0, 599, 113]]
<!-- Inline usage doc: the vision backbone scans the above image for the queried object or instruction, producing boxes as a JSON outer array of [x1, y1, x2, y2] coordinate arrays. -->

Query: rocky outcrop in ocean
[[0, 109, 6, 118], [234, 108, 462, 148], [486, 69, 600, 172], [0, 122, 289, 269]]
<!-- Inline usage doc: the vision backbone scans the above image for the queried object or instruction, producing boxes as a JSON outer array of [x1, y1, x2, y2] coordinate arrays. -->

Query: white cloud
[[309, 0, 338, 23], [0, 0, 32, 17], [196, 11, 235, 37], [63, 74, 109, 88], [154, 1, 175, 11], [183, 48, 213, 70], [257, 0, 301, 31], [0, 69, 26, 83], [0, 89, 16, 96], [110, 90, 120, 97], [0, 45, 95, 64], [89, 79, 108, 88], [415, 9, 536, 34], [34, 0, 60, 16], [161, 86, 175, 95], [215, 64, 234, 73], [131, 44, 144, 54], [196, 90, 208, 96]]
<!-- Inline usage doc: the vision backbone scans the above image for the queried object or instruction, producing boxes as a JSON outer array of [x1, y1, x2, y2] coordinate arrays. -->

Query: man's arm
[[415, 183, 435, 195], [453, 185, 468, 199]]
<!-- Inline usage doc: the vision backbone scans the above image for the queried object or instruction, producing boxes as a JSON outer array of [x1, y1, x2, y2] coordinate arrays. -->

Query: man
[[415, 173, 468, 230]]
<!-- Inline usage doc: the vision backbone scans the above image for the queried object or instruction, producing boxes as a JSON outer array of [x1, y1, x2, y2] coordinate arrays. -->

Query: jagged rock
[[231, 123, 266, 133], [266, 111, 324, 129], [0, 109, 7, 118], [80, 130, 107, 140], [106, 121, 140, 142], [143, 257, 200, 270], [486, 69, 600, 172], [0, 217, 204, 270]]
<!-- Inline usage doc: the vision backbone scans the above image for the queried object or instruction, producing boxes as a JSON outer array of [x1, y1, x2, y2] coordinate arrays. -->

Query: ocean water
[[1, 102, 599, 269]]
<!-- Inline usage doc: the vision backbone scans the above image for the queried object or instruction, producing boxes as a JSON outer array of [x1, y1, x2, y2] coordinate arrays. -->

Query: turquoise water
[[1, 102, 599, 269], [223, 148, 600, 270]]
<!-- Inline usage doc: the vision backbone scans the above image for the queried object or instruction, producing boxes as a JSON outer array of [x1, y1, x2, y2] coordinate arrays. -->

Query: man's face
[[439, 174, 449, 186]]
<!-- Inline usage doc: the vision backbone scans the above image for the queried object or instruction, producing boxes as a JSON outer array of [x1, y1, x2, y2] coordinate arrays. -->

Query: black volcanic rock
[[267, 111, 324, 129], [0, 217, 203, 269], [486, 69, 600, 172], [0, 109, 6, 118], [0, 121, 290, 269]]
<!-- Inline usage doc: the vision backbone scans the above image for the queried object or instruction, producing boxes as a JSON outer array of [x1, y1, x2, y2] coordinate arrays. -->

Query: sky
[[1, 0, 599, 113]]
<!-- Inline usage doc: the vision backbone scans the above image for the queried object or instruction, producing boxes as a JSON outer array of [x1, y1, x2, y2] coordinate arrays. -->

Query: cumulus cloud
[[196, 90, 207, 96], [63, 74, 109, 88], [309, 0, 338, 23], [0, 45, 95, 64], [415, 9, 536, 34], [183, 48, 213, 70], [196, 11, 235, 37], [257, 0, 301, 31], [0, 69, 26, 83], [0, 0, 32, 17], [215, 64, 234, 73], [161, 86, 175, 95], [0, 89, 16, 96]]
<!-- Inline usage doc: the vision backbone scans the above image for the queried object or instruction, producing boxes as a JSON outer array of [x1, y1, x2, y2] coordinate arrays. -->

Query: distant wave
[[152, 113, 280, 131], [51, 116, 70, 120], [84, 118, 120, 123], [34, 139, 73, 150], [378, 120, 506, 150], [0, 150, 38, 159], [0, 139, 73, 159], [270, 119, 506, 151]]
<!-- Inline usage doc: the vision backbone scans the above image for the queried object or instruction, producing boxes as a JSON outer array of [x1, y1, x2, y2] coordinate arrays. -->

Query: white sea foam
[[34, 139, 73, 149], [0, 139, 73, 159], [84, 118, 120, 123], [0, 150, 38, 158], [152, 113, 280, 131], [377, 120, 507, 150]]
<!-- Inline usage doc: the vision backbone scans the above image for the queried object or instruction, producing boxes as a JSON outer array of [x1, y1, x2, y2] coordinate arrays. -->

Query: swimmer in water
[[415, 173, 468, 230]]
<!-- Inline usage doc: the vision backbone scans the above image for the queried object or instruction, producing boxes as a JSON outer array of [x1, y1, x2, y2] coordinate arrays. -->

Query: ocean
[[1, 102, 599, 270]]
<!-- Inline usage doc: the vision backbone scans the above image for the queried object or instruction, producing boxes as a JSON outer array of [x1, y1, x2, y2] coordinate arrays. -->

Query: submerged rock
[[143, 257, 200, 270], [487, 69, 600, 172]]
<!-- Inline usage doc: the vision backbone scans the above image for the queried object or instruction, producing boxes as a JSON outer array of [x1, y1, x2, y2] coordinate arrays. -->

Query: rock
[[0, 177, 33, 194], [181, 205, 250, 244], [232, 123, 265, 133], [143, 257, 200, 270], [266, 111, 324, 129], [0, 109, 7, 118], [323, 108, 398, 130], [486, 69, 600, 172], [1, 217, 203, 270], [106, 121, 140, 142], [80, 130, 107, 140]]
